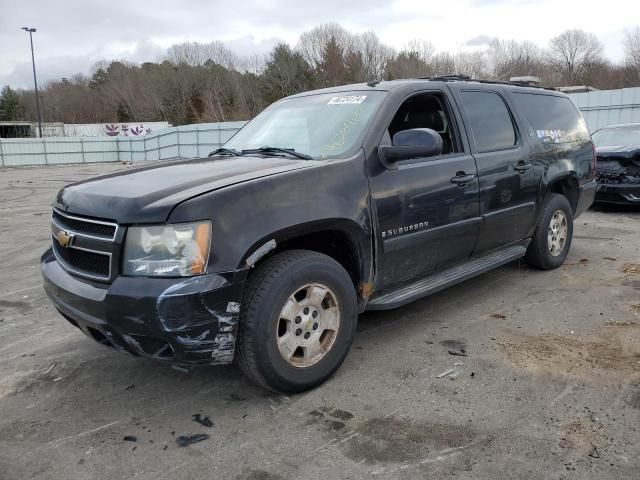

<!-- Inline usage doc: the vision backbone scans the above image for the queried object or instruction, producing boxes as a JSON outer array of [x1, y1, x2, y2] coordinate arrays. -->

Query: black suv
[[42, 77, 596, 392]]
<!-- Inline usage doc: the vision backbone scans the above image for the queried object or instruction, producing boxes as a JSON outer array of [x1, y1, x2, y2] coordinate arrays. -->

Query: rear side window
[[512, 93, 590, 144], [460, 91, 517, 153]]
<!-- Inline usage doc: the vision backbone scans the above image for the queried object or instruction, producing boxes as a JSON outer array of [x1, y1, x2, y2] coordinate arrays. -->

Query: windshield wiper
[[208, 147, 242, 157], [241, 146, 313, 160]]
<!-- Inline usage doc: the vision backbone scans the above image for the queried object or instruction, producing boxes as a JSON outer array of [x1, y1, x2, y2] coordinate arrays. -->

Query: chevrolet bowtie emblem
[[55, 230, 75, 248]]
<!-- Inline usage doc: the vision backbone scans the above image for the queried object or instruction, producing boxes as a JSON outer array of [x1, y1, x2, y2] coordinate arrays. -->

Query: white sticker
[[327, 95, 367, 105], [537, 128, 566, 144]]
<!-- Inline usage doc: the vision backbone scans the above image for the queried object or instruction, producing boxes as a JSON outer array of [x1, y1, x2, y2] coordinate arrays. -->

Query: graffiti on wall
[[62, 122, 170, 137], [105, 124, 154, 137]]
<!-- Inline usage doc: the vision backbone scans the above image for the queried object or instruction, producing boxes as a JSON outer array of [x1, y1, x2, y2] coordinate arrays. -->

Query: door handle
[[450, 172, 475, 185], [514, 162, 532, 172]]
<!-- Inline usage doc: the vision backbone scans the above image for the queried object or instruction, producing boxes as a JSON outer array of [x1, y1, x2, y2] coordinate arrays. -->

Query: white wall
[[0, 121, 246, 167], [568, 87, 640, 132]]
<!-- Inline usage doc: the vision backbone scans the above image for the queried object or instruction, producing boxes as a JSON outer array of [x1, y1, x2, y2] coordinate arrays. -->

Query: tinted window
[[460, 91, 517, 152], [513, 93, 590, 144]]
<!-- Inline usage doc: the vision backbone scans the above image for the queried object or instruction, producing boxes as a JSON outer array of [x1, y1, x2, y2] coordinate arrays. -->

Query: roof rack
[[425, 74, 472, 82], [419, 74, 555, 91]]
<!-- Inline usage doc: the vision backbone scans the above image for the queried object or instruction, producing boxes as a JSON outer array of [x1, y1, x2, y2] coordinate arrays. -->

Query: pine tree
[[0, 86, 22, 121]]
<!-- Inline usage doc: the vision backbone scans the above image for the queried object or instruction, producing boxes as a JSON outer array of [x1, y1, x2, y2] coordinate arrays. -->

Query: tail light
[[591, 142, 597, 174]]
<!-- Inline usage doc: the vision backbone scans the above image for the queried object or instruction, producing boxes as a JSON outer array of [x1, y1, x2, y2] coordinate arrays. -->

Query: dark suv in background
[[42, 76, 596, 392]]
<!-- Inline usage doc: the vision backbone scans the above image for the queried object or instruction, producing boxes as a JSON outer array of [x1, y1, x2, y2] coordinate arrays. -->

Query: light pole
[[21, 27, 43, 138]]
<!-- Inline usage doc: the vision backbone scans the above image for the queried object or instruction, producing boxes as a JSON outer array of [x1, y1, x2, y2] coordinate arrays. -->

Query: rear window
[[512, 93, 590, 144]]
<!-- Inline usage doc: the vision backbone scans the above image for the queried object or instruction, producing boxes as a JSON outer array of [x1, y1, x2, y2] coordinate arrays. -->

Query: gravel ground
[[1, 163, 639, 480]]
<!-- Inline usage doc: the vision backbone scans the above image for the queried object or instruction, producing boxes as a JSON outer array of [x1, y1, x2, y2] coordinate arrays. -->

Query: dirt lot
[[1, 163, 639, 480]]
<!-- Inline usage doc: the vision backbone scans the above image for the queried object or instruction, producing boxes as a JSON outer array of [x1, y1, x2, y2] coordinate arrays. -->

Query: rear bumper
[[596, 182, 640, 204], [575, 179, 597, 217], [41, 248, 247, 366]]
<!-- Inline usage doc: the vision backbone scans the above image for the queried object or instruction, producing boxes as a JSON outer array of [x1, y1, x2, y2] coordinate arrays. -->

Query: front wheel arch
[[240, 220, 373, 301]]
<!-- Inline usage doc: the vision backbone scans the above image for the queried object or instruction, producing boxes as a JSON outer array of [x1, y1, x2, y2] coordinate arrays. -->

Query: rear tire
[[236, 250, 357, 393], [525, 193, 574, 270]]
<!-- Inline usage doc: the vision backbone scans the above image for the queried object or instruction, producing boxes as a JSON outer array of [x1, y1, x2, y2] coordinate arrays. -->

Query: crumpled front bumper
[[41, 248, 247, 366]]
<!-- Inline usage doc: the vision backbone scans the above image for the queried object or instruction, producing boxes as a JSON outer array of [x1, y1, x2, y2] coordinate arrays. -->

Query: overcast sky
[[1, 0, 637, 88]]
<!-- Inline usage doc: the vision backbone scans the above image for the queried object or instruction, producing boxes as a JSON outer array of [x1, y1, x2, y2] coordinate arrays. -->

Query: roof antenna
[[367, 79, 381, 87]]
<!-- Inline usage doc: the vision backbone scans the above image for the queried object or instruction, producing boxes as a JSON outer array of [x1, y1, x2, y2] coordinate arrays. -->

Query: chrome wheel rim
[[276, 283, 340, 368], [548, 209, 568, 257]]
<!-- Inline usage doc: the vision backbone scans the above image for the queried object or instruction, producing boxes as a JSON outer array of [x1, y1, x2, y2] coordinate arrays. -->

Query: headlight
[[123, 221, 211, 277]]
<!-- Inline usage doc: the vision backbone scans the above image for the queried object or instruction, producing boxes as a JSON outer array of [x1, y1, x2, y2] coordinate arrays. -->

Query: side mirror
[[378, 128, 443, 169]]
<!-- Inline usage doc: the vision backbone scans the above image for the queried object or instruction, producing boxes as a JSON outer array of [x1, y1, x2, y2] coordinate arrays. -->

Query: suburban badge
[[381, 221, 430, 239]]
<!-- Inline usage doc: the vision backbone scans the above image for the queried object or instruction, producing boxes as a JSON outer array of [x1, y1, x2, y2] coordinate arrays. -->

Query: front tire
[[236, 250, 358, 393], [525, 193, 574, 270]]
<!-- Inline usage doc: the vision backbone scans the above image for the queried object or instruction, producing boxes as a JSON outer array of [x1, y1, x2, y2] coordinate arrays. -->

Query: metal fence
[[0, 121, 246, 167], [568, 87, 640, 132]]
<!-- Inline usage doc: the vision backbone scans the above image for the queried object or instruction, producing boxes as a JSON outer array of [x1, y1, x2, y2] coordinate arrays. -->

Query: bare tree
[[454, 51, 490, 78], [547, 29, 604, 85], [431, 52, 456, 75], [297, 23, 354, 69], [489, 39, 543, 80], [166, 41, 237, 69], [623, 26, 640, 80], [239, 54, 265, 76], [354, 32, 395, 80], [405, 39, 435, 66]]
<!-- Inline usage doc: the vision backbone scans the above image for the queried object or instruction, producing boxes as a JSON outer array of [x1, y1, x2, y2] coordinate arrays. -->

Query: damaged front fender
[[155, 271, 248, 365]]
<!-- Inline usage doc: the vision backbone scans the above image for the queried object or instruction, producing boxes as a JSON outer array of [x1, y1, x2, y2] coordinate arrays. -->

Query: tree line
[[1, 24, 640, 126]]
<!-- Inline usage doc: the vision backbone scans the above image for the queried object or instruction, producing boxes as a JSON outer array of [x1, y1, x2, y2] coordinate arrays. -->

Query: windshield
[[224, 91, 385, 159], [592, 127, 640, 147]]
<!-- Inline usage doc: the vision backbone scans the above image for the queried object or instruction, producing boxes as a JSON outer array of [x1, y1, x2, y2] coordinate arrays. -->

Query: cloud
[[1, 40, 168, 89], [0, 0, 630, 88], [464, 35, 499, 46], [223, 36, 284, 60]]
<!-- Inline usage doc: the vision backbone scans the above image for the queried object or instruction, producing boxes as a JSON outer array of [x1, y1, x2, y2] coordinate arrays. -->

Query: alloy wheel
[[547, 209, 568, 257], [276, 283, 341, 367]]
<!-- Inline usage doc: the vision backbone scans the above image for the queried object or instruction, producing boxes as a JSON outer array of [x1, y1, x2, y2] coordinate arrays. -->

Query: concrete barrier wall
[[0, 121, 246, 167]]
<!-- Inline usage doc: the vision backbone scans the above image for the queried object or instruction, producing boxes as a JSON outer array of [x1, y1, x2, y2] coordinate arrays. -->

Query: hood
[[595, 144, 640, 162], [54, 156, 318, 223]]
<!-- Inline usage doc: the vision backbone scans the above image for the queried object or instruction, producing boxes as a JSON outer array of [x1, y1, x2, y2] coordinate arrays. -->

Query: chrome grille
[[51, 209, 117, 240], [51, 208, 119, 281]]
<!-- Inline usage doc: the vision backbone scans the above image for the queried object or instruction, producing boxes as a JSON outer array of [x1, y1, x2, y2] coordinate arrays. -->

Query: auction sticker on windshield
[[327, 95, 367, 105]]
